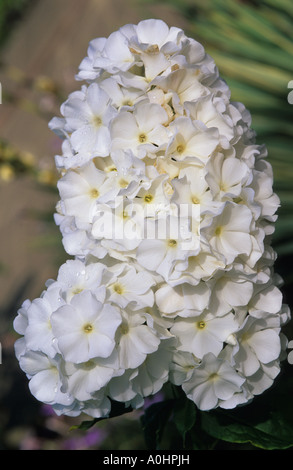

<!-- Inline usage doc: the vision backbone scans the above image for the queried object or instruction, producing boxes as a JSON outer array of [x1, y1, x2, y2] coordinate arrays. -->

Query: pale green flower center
[[113, 283, 124, 295]]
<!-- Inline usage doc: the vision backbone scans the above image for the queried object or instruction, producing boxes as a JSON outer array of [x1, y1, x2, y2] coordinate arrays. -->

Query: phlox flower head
[[14, 19, 290, 419]]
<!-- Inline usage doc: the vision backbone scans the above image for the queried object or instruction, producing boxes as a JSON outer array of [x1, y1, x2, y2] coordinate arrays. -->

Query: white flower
[[207, 272, 254, 316], [80, 392, 112, 419], [247, 280, 283, 319], [76, 37, 107, 81], [57, 161, 115, 229], [205, 153, 252, 200], [92, 200, 143, 253], [14, 299, 30, 334], [243, 365, 278, 398], [142, 304, 174, 340], [92, 29, 136, 74], [23, 296, 58, 358], [288, 340, 293, 365], [170, 351, 201, 386], [155, 281, 210, 317], [54, 212, 108, 259], [14, 19, 290, 417], [115, 309, 160, 369], [54, 139, 77, 171], [168, 250, 225, 286], [64, 350, 121, 401], [49, 83, 116, 162], [13, 300, 31, 359], [153, 68, 210, 113], [19, 351, 74, 408], [182, 353, 246, 411], [184, 96, 236, 142], [170, 311, 239, 359], [107, 369, 144, 409], [131, 338, 175, 397], [106, 263, 155, 310], [110, 101, 169, 158], [202, 202, 254, 265], [166, 116, 219, 165], [132, 173, 171, 220], [231, 315, 282, 377], [251, 159, 280, 223], [49, 258, 110, 303], [136, 213, 200, 281], [170, 166, 222, 220], [51, 290, 121, 363], [100, 78, 145, 110], [126, 19, 178, 82], [128, 19, 183, 54]]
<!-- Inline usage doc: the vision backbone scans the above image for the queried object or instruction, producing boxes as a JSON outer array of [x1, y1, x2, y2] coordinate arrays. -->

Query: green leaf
[[141, 399, 174, 450], [172, 397, 197, 448], [265, 0, 293, 17], [205, 51, 292, 93], [201, 409, 293, 450], [75, 400, 133, 431], [200, 373, 293, 450], [275, 240, 293, 255]]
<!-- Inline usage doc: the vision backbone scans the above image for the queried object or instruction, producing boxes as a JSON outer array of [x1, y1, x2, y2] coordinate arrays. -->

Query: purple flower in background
[[63, 428, 108, 450]]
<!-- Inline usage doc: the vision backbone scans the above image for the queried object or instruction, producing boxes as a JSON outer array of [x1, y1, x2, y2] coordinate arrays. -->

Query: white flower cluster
[[14, 19, 290, 416]]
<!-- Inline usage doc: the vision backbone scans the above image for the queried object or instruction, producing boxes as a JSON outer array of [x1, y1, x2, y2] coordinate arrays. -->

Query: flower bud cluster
[[14, 20, 290, 415]]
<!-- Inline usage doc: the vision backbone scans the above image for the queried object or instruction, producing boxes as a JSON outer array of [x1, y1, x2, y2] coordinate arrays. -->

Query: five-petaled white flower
[[51, 291, 121, 363]]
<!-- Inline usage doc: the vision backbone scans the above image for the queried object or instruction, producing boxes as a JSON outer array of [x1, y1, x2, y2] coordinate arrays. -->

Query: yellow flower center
[[209, 372, 219, 382], [220, 182, 228, 192], [176, 144, 185, 154], [139, 133, 147, 143], [146, 44, 160, 54], [83, 323, 93, 334], [119, 178, 129, 188], [167, 239, 177, 248], [92, 116, 102, 127], [144, 194, 154, 203], [191, 195, 200, 204], [196, 320, 206, 330], [113, 283, 124, 295], [89, 188, 99, 199], [73, 287, 83, 295], [123, 99, 133, 107], [214, 226, 223, 236], [106, 165, 117, 172]]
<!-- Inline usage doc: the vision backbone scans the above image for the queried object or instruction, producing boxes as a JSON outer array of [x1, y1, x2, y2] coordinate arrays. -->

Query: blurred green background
[[0, 0, 292, 450]]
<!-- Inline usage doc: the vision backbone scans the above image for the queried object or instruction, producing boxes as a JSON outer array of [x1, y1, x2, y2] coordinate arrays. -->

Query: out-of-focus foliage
[[0, 138, 57, 185], [0, 0, 34, 48]]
